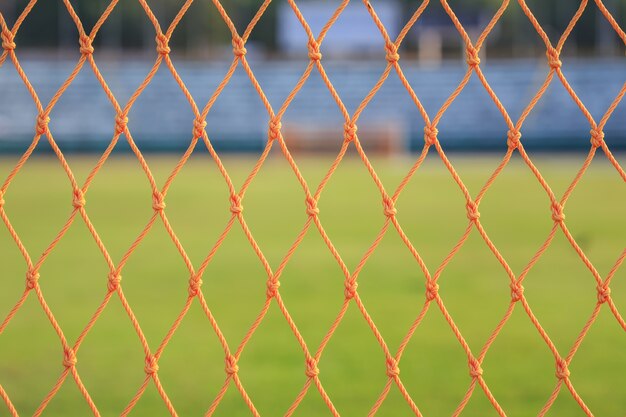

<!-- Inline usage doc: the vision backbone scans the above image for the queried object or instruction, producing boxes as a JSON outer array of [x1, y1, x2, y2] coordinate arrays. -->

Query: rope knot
[[305, 357, 319, 378], [386, 357, 400, 377], [268, 118, 282, 141], [193, 118, 207, 139], [344, 280, 358, 299], [424, 125, 438, 146], [114, 115, 128, 135], [510, 282, 524, 302], [343, 123, 357, 142], [555, 358, 570, 379], [590, 128, 604, 148], [225, 355, 239, 375], [305, 196, 319, 217], [232, 37, 247, 58], [1, 29, 16, 51], [425, 280, 439, 301], [229, 194, 243, 214], [385, 43, 399, 63], [72, 189, 85, 209], [79, 35, 94, 55], [469, 358, 483, 378], [26, 269, 40, 290], [266, 279, 280, 298], [307, 40, 322, 61], [145, 355, 159, 375], [36, 114, 50, 136], [466, 46, 480, 67], [188, 276, 203, 296], [551, 203, 565, 223], [383, 196, 397, 217], [507, 130, 521, 149], [152, 191, 166, 211], [155, 33, 170, 55], [596, 285, 611, 304], [63, 348, 77, 368], [546, 47, 561, 69], [107, 272, 121, 292], [466, 201, 480, 221]]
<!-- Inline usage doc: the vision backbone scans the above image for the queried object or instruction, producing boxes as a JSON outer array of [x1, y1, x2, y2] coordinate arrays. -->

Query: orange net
[[0, 0, 625, 416]]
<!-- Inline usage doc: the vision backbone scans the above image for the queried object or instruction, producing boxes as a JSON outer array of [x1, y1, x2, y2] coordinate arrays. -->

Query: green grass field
[[0, 153, 624, 417]]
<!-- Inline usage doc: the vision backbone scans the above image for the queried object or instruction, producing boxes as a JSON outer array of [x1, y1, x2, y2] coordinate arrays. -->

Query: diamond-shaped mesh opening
[[0, 1, 625, 416]]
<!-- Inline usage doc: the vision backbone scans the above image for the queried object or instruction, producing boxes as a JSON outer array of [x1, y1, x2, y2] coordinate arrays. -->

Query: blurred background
[[0, 1, 625, 417], [1, 0, 625, 153]]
